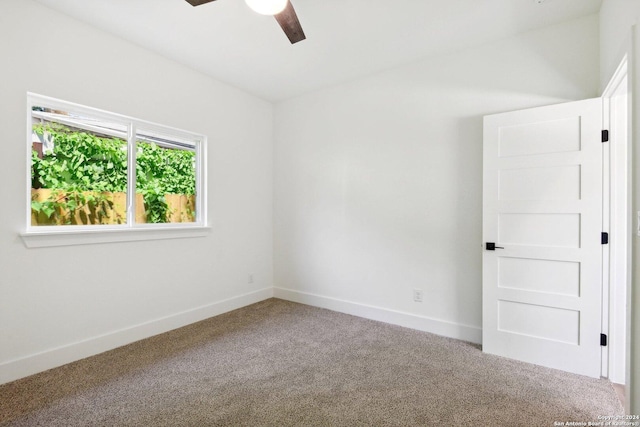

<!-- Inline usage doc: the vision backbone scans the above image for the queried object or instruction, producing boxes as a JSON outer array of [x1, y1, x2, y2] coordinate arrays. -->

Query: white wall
[[600, 0, 640, 90], [274, 15, 599, 343], [600, 0, 640, 414], [0, 0, 273, 384]]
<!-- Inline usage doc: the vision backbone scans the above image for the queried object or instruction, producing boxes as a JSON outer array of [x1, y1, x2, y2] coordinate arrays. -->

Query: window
[[24, 93, 208, 247]]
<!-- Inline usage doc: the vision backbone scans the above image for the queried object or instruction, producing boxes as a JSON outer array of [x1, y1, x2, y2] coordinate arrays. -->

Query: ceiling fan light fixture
[[244, 0, 288, 15]]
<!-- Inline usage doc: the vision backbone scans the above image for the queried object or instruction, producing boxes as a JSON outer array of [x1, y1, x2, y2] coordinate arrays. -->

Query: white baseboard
[[0, 287, 273, 385], [274, 287, 482, 344]]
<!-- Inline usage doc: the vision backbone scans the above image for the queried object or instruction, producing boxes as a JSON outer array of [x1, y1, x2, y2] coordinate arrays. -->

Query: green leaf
[[42, 205, 55, 218]]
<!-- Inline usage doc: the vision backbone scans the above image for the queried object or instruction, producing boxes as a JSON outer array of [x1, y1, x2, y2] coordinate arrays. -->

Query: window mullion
[[127, 123, 137, 228]]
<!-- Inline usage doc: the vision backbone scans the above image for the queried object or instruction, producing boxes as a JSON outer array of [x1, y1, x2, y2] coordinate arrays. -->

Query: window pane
[[30, 107, 128, 226], [135, 129, 197, 224]]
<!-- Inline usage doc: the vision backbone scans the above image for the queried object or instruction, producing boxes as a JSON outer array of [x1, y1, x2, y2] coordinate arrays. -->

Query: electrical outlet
[[413, 289, 423, 303], [248, 274, 254, 284]]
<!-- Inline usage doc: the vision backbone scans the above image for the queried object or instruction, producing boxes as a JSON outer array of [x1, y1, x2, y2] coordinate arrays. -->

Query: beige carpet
[[0, 298, 623, 426]]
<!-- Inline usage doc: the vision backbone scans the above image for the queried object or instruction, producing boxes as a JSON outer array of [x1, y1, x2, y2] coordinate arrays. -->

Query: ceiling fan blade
[[274, 1, 306, 44], [185, 0, 217, 6]]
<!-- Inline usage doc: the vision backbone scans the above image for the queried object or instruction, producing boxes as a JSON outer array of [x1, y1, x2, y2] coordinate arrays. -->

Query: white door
[[482, 98, 603, 378]]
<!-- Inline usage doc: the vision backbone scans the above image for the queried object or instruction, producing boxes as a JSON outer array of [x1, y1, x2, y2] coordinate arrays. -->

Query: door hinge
[[601, 232, 609, 245], [601, 333, 608, 346], [602, 129, 609, 142]]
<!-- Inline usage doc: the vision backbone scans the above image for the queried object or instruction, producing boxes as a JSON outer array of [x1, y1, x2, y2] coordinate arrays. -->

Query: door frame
[[601, 53, 632, 406]]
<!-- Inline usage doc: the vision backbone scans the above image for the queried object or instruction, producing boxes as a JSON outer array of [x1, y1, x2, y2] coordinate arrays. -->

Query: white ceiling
[[34, 0, 602, 102]]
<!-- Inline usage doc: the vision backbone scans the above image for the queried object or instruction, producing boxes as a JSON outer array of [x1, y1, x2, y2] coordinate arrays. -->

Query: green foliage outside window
[[31, 123, 196, 224]]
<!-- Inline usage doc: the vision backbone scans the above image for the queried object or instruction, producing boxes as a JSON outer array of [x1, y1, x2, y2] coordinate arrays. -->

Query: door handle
[[485, 242, 504, 251]]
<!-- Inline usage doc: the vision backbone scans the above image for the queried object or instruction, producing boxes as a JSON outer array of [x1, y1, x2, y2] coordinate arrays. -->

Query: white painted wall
[[600, 0, 640, 90], [0, 0, 273, 384], [274, 15, 599, 344], [600, 0, 640, 414]]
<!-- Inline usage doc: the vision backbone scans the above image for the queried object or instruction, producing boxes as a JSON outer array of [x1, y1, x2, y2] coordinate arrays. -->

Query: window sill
[[20, 226, 212, 248]]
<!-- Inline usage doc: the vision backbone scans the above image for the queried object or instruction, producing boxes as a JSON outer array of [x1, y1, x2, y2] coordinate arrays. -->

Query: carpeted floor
[[0, 298, 623, 426]]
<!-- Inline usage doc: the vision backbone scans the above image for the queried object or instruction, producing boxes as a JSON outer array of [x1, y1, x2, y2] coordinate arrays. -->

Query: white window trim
[[21, 226, 212, 248], [22, 93, 208, 248]]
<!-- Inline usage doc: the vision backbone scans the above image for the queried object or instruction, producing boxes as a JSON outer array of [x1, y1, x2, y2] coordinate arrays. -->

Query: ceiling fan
[[185, 0, 306, 44]]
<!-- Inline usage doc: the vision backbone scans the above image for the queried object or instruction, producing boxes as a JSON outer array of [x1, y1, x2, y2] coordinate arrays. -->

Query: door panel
[[483, 98, 602, 378]]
